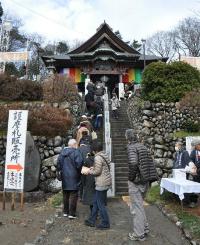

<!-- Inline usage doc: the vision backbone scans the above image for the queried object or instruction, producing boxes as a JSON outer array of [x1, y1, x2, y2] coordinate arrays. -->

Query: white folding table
[[160, 178, 200, 200]]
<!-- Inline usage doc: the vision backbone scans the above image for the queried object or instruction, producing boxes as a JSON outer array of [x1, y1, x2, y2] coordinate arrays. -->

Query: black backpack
[[136, 146, 158, 183]]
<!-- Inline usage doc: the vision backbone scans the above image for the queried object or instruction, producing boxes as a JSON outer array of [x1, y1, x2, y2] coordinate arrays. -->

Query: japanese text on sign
[[4, 110, 28, 192]]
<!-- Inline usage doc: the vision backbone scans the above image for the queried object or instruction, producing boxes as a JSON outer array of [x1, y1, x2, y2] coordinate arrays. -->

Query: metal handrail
[[103, 87, 115, 196]]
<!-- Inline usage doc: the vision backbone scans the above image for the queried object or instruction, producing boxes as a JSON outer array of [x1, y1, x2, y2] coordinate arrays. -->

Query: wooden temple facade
[[42, 22, 167, 92]]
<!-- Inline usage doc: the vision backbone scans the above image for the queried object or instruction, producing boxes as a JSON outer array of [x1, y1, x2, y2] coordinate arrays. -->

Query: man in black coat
[[173, 142, 190, 169], [186, 139, 200, 207], [85, 91, 95, 115], [57, 139, 83, 219]]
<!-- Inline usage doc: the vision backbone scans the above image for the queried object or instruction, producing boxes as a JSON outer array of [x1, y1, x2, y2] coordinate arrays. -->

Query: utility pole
[[141, 39, 146, 69]]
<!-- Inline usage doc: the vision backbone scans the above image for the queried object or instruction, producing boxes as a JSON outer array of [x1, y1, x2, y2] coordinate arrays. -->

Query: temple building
[[42, 22, 167, 93]]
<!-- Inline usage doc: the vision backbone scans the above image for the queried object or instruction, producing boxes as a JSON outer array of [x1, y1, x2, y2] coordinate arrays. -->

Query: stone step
[[115, 166, 128, 170], [109, 102, 130, 197], [112, 141, 127, 145], [114, 159, 128, 163], [115, 181, 128, 188], [115, 173, 128, 178], [115, 171, 128, 176], [114, 164, 128, 169], [113, 156, 127, 161], [113, 158, 128, 164], [112, 148, 127, 153], [112, 142, 126, 146], [113, 152, 127, 156], [115, 168, 128, 176], [115, 191, 128, 196]]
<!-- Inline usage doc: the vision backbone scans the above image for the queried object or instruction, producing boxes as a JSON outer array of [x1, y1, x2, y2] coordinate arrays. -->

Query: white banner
[[4, 110, 28, 192], [0, 52, 29, 62], [85, 78, 90, 95], [119, 82, 125, 100]]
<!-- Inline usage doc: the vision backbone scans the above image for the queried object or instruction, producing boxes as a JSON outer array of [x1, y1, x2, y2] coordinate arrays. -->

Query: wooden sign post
[[3, 110, 28, 211]]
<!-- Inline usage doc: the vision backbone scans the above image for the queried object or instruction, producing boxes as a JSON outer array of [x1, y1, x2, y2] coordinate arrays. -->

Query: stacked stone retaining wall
[[127, 96, 200, 178]]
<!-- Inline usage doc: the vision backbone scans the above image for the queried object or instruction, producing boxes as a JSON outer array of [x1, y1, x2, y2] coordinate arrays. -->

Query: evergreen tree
[[130, 40, 142, 51]]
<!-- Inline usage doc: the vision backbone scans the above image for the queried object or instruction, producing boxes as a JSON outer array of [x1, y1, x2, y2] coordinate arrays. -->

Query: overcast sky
[[1, 0, 200, 44]]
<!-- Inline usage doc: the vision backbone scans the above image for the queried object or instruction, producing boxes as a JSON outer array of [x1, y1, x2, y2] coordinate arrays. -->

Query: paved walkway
[[42, 198, 190, 245]]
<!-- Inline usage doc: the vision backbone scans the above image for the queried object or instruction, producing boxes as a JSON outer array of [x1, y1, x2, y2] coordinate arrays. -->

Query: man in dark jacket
[[125, 129, 157, 242], [173, 142, 190, 169], [186, 139, 200, 207], [85, 91, 95, 115], [86, 80, 96, 94], [57, 139, 83, 219]]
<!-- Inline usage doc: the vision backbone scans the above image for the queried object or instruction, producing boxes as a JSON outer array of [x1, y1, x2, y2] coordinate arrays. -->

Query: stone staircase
[[110, 100, 131, 196]]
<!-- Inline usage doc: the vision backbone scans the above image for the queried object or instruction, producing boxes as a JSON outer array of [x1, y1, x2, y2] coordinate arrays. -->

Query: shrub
[[179, 88, 200, 109], [141, 61, 200, 102], [42, 74, 78, 103], [0, 74, 43, 101], [28, 105, 73, 137], [0, 104, 73, 137], [182, 120, 200, 133]]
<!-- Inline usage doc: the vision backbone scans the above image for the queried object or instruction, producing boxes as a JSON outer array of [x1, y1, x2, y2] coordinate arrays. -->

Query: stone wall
[[127, 96, 200, 178], [0, 134, 70, 192], [0, 98, 84, 192]]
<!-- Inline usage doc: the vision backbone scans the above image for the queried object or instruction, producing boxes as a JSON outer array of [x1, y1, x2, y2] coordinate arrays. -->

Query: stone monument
[[24, 131, 41, 191]]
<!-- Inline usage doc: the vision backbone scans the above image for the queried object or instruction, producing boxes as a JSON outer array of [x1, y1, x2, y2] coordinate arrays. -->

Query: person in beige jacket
[[84, 140, 111, 229]]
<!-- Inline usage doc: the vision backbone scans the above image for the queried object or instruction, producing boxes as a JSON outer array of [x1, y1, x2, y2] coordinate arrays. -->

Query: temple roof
[[68, 22, 140, 55], [41, 22, 168, 67]]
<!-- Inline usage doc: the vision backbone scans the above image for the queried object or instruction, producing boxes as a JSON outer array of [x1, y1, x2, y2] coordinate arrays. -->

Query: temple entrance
[[90, 74, 119, 97]]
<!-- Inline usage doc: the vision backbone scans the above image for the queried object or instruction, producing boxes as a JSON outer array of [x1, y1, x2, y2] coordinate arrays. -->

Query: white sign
[[85, 78, 90, 95], [4, 110, 28, 192], [0, 52, 29, 62], [119, 82, 125, 100], [186, 136, 200, 155]]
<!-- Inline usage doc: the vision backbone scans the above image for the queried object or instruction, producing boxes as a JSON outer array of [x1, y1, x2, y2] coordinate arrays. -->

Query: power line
[[7, 0, 89, 37]]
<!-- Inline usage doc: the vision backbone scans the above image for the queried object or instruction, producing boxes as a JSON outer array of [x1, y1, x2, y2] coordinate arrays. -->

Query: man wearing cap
[[125, 129, 157, 241]]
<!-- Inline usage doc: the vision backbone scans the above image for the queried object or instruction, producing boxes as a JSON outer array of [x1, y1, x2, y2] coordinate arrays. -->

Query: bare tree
[[174, 17, 200, 57], [69, 39, 84, 51], [146, 31, 176, 61]]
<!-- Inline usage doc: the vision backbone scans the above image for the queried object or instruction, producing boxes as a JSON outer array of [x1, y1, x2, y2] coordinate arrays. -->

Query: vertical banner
[[135, 69, 142, 84], [75, 68, 81, 83], [4, 110, 28, 192], [119, 82, 125, 100], [128, 69, 135, 83], [85, 78, 90, 95]]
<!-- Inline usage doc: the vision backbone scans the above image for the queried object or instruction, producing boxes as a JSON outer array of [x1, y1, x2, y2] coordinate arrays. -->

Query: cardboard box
[[173, 169, 186, 180]]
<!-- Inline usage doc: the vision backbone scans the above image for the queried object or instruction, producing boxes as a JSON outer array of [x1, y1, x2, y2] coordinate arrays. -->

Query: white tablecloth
[[160, 178, 200, 200]]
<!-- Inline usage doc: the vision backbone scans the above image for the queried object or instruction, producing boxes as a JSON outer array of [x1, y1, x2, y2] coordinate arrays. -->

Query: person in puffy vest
[[125, 129, 157, 242], [84, 140, 111, 230]]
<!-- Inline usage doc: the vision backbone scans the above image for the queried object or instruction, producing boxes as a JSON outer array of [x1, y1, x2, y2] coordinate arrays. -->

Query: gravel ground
[[42, 198, 190, 245], [0, 202, 55, 245]]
